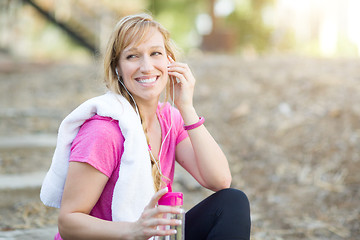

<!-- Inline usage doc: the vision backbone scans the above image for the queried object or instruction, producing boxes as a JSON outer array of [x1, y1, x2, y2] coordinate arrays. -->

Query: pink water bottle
[[157, 186, 185, 240]]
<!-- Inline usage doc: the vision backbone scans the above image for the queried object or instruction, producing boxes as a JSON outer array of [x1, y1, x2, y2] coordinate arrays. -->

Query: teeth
[[138, 77, 157, 83]]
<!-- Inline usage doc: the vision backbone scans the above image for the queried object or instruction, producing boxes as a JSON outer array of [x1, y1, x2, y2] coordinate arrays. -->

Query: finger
[[168, 71, 186, 84], [168, 61, 189, 70], [156, 229, 178, 237], [167, 65, 195, 84], [143, 228, 177, 237], [167, 65, 188, 73], [144, 217, 182, 228], [168, 68, 191, 83], [169, 75, 180, 84], [156, 205, 184, 215], [143, 205, 184, 220], [147, 187, 168, 209], [167, 55, 175, 63]]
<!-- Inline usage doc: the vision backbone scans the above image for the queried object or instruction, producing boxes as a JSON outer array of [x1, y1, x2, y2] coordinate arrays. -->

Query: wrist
[[184, 117, 205, 131], [179, 106, 198, 125], [122, 221, 139, 240]]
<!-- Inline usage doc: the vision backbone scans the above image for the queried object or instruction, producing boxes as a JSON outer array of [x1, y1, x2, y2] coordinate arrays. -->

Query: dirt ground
[[0, 53, 359, 239]]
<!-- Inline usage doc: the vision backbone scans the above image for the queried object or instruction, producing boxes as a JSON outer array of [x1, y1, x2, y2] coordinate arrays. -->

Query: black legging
[[185, 188, 251, 240]]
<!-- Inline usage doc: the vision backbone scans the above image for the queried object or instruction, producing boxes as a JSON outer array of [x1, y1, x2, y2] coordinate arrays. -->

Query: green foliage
[[224, 0, 275, 52], [147, 0, 203, 50]]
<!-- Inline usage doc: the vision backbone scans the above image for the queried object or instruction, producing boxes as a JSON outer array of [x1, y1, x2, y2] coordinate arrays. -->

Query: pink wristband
[[184, 117, 205, 131]]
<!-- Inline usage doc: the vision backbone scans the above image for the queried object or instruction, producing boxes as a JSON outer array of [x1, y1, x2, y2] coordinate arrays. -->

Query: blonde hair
[[103, 13, 177, 192]]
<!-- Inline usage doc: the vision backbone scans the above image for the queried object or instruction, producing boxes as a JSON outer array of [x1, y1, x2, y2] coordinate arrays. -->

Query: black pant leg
[[185, 188, 251, 240]]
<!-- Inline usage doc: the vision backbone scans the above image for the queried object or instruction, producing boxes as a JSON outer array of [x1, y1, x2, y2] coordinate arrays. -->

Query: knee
[[217, 188, 249, 203], [214, 188, 251, 234], [215, 188, 250, 212]]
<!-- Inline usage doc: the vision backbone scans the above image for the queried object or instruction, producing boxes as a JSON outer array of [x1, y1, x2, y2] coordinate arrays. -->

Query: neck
[[136, 98, 159, 130]]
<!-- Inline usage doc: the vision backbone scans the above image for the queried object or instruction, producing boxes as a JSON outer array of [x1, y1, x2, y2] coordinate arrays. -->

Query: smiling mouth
[[136, 76, 158, 83]]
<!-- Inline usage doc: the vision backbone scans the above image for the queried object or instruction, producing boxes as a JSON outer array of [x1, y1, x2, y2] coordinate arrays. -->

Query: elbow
[[220, 174, 232, 190], [58, 212, 72, 240], [58, 214, 66, 239], [225, 174, 232, 188], [210, 174, 232, 192]]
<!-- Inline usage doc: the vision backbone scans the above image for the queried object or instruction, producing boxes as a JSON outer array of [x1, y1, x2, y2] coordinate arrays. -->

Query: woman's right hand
[[129, 187, 183, 240]]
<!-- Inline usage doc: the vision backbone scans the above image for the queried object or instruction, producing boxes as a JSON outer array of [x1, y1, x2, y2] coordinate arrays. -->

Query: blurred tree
[[223, 0, 275, 53], [147, 0, 204, 51], [201, 0, 237, 52]]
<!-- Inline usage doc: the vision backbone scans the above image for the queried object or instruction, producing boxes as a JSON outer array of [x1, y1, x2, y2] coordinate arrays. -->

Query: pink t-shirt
[[55, 102, 188, 239]]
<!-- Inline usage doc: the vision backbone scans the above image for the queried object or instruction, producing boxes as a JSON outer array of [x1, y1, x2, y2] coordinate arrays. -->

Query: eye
[[151, 51, 163, 56], [126, 54, 138, 60]]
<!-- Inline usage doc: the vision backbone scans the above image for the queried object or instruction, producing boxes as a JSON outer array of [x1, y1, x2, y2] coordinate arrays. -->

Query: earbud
[[115, 67, 123, 83]]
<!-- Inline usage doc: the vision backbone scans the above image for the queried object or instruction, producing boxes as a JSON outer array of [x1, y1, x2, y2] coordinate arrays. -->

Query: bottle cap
[[158, 192, 183, 206]]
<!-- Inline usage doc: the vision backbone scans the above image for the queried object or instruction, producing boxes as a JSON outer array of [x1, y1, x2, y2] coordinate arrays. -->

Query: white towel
[[40, 91, 155, 222]]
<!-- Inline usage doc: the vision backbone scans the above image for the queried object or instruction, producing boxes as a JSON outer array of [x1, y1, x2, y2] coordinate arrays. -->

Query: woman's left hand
[[167, 56, 195, 112]]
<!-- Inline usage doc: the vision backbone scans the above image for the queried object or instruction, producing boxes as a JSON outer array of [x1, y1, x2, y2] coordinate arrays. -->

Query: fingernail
[[172, 229, 177, 234], [177, 208, 184, 214], [175, 220, 182, 225]]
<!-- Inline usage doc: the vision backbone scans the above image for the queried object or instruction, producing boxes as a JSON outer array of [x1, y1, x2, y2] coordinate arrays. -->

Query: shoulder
[[71, 115, 124, 177], [78, 114, 123, 143], [83, 115, 119, 131]]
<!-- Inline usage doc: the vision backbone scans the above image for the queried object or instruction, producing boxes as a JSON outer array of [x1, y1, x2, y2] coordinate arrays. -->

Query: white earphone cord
[[115, 69, 140, 116]]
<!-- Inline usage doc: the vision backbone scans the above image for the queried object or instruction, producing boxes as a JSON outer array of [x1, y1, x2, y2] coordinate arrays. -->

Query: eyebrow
[[123, 45, 165, 54]]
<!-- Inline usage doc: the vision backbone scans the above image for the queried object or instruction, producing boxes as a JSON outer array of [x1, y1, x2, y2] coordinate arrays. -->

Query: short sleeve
[[69, 115, 124, 178]]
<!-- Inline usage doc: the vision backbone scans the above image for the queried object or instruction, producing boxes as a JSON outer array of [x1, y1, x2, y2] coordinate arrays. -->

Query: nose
[[139, 56, 155, 73]]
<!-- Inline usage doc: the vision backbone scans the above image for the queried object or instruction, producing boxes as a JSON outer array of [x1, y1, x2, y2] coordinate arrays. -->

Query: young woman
[[40, 13, 251, 240]]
